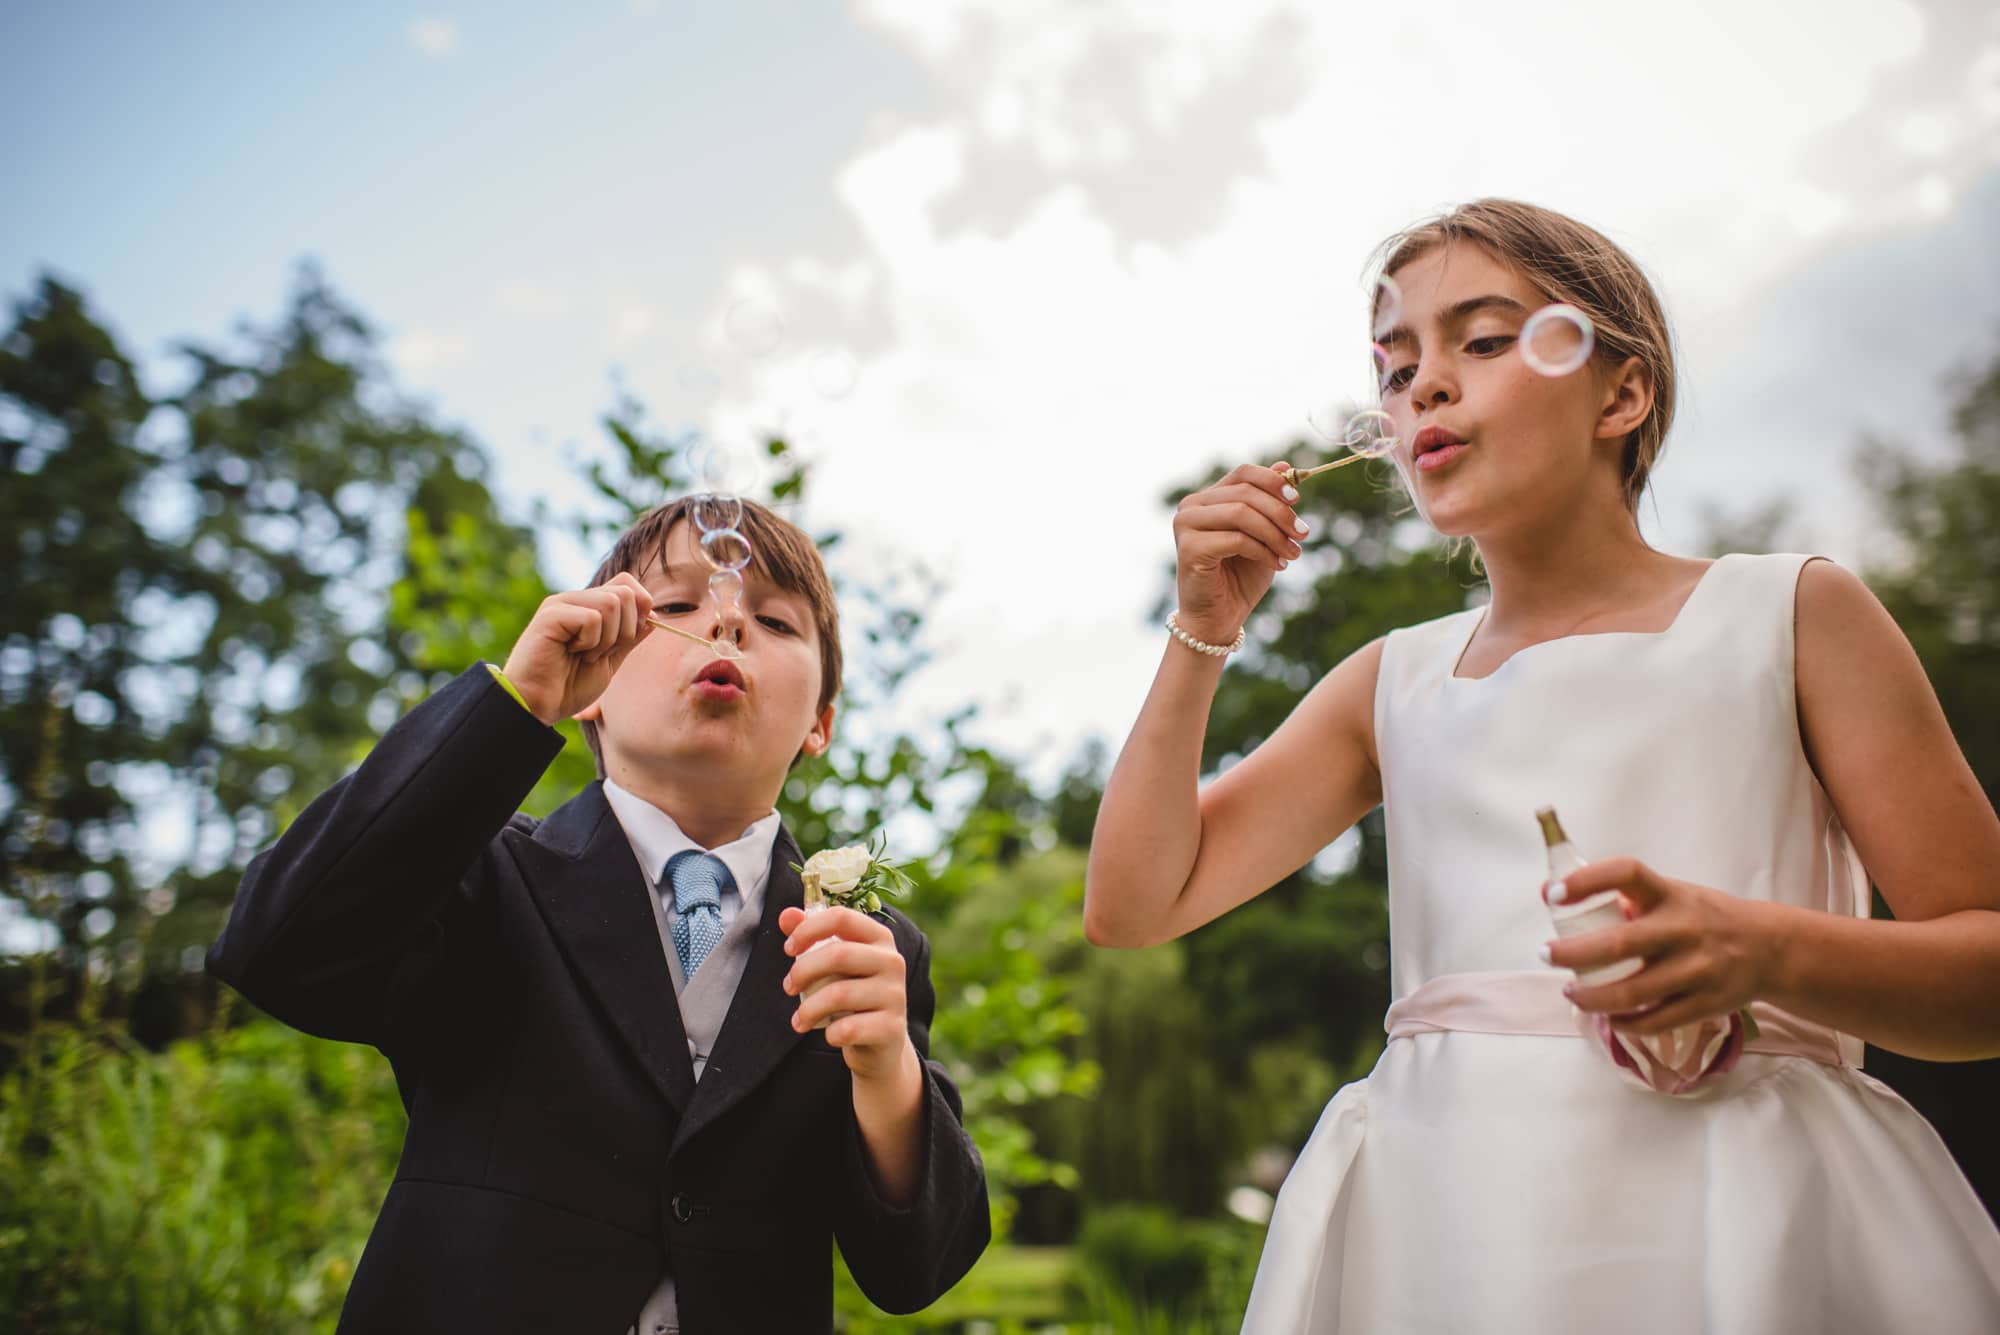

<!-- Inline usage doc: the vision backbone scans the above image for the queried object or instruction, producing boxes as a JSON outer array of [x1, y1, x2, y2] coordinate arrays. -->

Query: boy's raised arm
[[207, 575, 657, 1045], [205, 664, 562, 1044]]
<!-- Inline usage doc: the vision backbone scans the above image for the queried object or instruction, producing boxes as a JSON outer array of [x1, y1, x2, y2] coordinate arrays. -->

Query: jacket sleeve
[[206, 664, 565, 1048], [831, 916, 993, 1314]]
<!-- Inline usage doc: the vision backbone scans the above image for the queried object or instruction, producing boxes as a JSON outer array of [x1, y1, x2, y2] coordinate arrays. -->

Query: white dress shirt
[[599, 779, 782, 1335]]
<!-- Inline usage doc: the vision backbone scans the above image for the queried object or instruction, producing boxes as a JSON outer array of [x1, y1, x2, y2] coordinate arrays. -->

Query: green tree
[[1, 269, 527, 983], [4, 268, 1103, 1331]]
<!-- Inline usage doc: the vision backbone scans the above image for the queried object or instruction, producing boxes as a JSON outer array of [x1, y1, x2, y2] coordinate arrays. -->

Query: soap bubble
[[700, 528, 752, 573], [689, 492, 743, 536], [1520, 303, 1595, 377], [1370, 274, 1403, 341], [1342, 409, 1398, 458], [707, 568, 744, 606]]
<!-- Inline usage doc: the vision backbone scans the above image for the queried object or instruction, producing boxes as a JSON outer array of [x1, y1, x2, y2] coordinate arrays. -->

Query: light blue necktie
[[664, 850, 731, 982]]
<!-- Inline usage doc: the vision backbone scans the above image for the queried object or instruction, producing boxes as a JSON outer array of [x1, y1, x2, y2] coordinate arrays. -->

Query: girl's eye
[[1382, 366, 1416, 394], [1468, 335, 1514, 356], [757, 615, 796, 636], [660, 602, 700, 615]]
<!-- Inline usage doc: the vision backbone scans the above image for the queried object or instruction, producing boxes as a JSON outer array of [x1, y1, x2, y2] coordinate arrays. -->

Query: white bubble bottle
[[1537, 806, 1643, 985]]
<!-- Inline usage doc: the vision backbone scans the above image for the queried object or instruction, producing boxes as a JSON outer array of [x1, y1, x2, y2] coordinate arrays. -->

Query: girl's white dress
[[1241, 553, 2000, 1334]]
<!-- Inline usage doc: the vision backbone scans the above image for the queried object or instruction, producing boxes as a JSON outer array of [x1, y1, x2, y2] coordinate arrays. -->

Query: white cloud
[[536, 1, 2000, 773], [615, 306, 657, 341], [407, 18, 460, 57], [389, 326, 472, 374], [491, 275, 580, 320]]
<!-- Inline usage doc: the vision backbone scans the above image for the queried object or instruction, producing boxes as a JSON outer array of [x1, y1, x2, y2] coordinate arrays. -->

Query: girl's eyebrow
[[1378, 294, 1531, 352]]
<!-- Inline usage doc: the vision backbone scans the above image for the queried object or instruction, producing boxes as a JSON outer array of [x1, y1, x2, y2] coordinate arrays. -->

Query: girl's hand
[[1170, 462, 1306, 645], [499, 572, 654, 725], [1544, 857, 1779, 1035]]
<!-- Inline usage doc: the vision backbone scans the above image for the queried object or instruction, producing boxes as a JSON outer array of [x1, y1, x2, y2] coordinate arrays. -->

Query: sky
[[6, 0, 2000, 784]]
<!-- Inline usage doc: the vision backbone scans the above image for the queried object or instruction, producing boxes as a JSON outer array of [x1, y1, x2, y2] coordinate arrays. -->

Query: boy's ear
[[575, 700, 603, 723], [1595, 355, 1653, 443], [800, 701, 836, 758]]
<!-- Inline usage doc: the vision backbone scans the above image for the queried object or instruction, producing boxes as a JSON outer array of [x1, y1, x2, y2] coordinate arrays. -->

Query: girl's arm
[[1554, 559, 2000, 1060], [1084, 462, 1385, 948], [1765, 558, 2000, 1058]]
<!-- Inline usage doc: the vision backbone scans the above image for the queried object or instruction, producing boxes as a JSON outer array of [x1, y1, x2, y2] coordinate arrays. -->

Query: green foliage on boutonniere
[[793, 832, 915, 914]]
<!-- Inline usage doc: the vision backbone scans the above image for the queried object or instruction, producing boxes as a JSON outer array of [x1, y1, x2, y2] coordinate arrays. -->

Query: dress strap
[[1384, 970, 1848, 1067]]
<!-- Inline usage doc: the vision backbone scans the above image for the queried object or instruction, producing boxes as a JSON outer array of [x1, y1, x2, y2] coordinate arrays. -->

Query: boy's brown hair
[[1373, 198, 1678, 508], [578, 496, 842, 775]]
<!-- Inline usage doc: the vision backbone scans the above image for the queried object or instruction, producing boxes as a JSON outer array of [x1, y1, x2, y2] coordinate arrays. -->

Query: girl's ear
[[1595, 355, 1654, 443], [575, 700, 603, 723]]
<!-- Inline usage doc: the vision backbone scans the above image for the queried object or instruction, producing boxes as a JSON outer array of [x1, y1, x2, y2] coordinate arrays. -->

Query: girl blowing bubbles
[[1084, 200, 2000, 1333]]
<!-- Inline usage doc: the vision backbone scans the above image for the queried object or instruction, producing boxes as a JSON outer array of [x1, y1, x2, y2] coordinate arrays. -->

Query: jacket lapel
[[670, 824, 808, 1156], [521, 783, 697, 1113]]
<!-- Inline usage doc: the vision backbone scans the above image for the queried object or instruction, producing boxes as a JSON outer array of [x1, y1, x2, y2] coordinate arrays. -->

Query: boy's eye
[[1382, 366, 1415, 394], [659, 602, 700, 615], [1468, 335, 1514, 356], [757, 615, 796, 636]]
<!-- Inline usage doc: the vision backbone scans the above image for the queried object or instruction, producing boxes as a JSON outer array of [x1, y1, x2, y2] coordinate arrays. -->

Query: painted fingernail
[[1281, 484, 1299, 502], [1562, 982, 1577, 999], [1293, 517, 1309, 535], [1548, 879, 1569, 904], [1536, 943, 1553, 965]]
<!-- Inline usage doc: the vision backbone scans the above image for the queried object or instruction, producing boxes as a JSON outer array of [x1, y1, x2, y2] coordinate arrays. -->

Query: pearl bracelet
[[1166, 611, 1246, 657]]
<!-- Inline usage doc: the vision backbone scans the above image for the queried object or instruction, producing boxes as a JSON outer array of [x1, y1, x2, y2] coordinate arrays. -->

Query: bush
[[0, 1004, 402, 1333], [1073, 1203, 1263, 1330]]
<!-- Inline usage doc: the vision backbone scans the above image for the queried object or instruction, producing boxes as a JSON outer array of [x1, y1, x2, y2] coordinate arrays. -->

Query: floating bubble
[[701, 527, 753, 573], [1371, 274, 1403, 342], [810, 350, 858, 400], [690, 492, 743, 536], [1520, 303, 1595, 377], [1342, 409, 1399, 458], [725, 299, 785, 358], [688, 437, 762, 497], [707, 567, 744, 606], [1371, 342, 1394, 398]]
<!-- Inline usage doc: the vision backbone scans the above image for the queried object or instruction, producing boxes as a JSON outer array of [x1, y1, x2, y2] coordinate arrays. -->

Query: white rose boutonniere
[[790, 835, 914, 1029], [796, 835, 913, 915]]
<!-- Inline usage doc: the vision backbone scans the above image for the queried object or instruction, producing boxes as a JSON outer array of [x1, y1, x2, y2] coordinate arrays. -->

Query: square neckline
[[1447, 555, 1732, 682]]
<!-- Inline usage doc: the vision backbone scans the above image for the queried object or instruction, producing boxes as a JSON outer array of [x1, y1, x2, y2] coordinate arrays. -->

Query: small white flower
[[803, 845, 871, 899]]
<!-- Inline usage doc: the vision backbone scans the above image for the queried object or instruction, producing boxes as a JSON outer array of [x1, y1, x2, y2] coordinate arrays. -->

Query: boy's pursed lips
[[689, 655, 750, 701]]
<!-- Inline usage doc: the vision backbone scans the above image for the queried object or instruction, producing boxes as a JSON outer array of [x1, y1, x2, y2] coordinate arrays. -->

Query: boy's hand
[[779, 906, 918, 1084], [500, 573, 654, 726]]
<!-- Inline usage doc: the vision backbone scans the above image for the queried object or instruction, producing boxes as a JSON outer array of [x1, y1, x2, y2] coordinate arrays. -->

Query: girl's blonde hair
[[1373, 199, 1677, 507]]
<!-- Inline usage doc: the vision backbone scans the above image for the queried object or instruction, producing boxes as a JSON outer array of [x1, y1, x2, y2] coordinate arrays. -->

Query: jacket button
[[671, 1192, 696, 1224]]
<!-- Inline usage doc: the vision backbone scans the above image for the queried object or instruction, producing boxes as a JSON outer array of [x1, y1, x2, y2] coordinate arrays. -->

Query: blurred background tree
[[0, 270, 526, 1008], [2, 262, 1995, 1331]]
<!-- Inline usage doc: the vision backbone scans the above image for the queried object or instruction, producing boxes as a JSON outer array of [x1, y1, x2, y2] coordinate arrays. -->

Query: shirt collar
[[600, 778, 781, 912]]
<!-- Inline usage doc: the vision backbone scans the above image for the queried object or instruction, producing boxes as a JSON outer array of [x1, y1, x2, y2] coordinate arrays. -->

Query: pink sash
[[1383, 969, 1848, 1067]]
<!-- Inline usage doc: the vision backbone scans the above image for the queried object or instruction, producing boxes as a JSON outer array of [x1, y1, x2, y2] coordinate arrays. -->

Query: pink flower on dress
[[1577, 1008, 1747, 1097]]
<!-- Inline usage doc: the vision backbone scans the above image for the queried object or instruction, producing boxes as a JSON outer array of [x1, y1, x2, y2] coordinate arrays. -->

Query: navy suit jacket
[[208, 665, 990, 1333]]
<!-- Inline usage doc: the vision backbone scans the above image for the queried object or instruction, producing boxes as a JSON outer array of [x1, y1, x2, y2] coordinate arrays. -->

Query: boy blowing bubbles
[[522, 517, 925, 1156], [209, 497, 988, 1334]]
